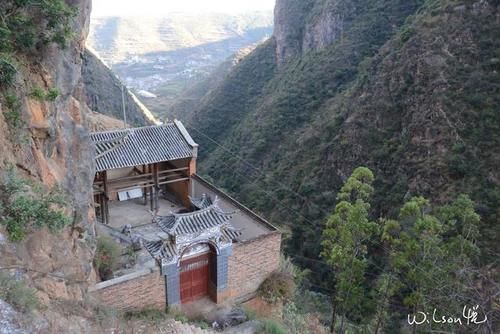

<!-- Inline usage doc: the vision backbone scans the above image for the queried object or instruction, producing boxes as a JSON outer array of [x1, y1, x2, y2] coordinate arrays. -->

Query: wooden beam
[[157, 177, 190, 186], [157, 166, 189, 175]]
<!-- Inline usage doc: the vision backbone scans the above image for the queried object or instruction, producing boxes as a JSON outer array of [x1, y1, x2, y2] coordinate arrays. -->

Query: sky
[[91, 0, 276, 17]]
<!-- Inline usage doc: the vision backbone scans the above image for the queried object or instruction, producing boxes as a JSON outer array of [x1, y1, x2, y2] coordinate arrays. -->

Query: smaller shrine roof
[[189, 194, 213, 210], [156, 201, 235, 236]]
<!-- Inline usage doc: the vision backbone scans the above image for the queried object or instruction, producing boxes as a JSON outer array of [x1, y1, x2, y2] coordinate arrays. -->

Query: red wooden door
[[180, 253, 210, 304]]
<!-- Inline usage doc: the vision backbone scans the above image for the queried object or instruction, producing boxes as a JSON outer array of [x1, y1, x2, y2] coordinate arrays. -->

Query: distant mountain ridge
[[87, 12, 273, 118], [88, 12, 273, 65]]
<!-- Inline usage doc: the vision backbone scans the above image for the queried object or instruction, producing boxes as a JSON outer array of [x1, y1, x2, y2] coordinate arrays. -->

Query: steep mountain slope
[[159, 44, 260, 121], [188, 0, 500, 260], [82, 48, 156, 126]]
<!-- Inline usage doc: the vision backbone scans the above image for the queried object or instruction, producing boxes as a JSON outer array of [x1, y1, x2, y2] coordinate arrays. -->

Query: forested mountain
[[188, 0, 499, 269]]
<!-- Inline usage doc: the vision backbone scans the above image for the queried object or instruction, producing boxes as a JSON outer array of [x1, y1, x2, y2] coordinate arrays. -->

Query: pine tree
[[321, 167, 379, 333]]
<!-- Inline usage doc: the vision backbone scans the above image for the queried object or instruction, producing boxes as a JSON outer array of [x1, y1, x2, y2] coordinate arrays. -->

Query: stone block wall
[[90, 268, 165, 311], [227, 232, 281, 301]]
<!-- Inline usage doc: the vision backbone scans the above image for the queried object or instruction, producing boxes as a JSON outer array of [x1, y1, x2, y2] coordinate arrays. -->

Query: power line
[[186, 124, 335, 218]]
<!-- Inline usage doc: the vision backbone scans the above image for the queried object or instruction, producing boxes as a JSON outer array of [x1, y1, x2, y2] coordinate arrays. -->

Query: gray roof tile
[[157, 202, 234, 236], [91, 124, 194, 172]]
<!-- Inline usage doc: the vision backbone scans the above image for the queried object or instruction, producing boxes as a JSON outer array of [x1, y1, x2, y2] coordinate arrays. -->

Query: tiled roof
[[156, 202, 235, 236], [221, 226, 243, 241], [144, 226, 242, 262], [91, 123, 194, 172], [144, 196, 242, 263], [190, 194, 213, 210], [143, 240, 178, 261]]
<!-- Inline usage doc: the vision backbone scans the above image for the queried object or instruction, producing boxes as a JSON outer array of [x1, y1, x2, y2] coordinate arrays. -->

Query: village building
[[89, 121, 281, 311]]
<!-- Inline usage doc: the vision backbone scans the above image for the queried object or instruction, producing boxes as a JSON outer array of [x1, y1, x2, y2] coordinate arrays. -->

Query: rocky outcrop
[[82, 48, 156, 127], [273, 0, 313, 64], [0, 0, 107, 331], [0, 0, 94, 227], [302, 1, 354, 53], [274, 0, 352, 64]]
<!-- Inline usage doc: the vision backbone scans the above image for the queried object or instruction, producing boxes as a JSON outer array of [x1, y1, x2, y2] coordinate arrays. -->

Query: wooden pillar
[[149, 164, 154, 211], [153, 163, 159, 212], [102, 171, 110, 225], [142, 164, 147, 205], [99, 194, 105, 222]]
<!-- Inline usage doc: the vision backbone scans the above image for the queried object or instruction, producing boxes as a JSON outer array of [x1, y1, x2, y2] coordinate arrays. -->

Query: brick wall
[[227, 232, 281, 301], [90, 268, 165, 311]]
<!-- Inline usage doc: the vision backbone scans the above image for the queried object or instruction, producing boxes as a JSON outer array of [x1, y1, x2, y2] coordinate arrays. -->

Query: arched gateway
[[144, 196, 242, 306]]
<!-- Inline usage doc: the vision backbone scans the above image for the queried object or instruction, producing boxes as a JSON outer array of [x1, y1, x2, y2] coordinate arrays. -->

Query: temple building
[[89, 121, 281, 310]]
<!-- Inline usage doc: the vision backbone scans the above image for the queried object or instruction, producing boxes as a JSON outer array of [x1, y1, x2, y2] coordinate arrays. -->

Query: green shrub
[[3, 109, 22, 128], [259, 271, 296, 303], [45, 88, 59, 101], [3, 93, 22, 129], [0, 56, 17, 86], [0, 0, 76, 53], [29, 86, 60, 102], [174, 313, 189, 323], [3, 93, 25, 138], [0, 272, 39, 313], [94, 236, 121, 280], [194, 320, 210, 330], [258, 319, 287, 334], [0, 171, 71, 241], [30, 87, 46, 101]]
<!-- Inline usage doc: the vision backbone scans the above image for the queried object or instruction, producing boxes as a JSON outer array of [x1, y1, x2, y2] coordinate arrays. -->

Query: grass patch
[[259, 271, 295, 304], [174, 313, 189, 323], [0, 272, 39, 313], [30, 86, 60, 102], [45, 88, 59, 101], [29, 87, 45, 101], [257, 319, 287, 334], [124, 308, 168, 323]]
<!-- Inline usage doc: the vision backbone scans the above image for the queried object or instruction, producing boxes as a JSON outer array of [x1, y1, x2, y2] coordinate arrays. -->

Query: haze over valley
[[87, 12, 273, 118]]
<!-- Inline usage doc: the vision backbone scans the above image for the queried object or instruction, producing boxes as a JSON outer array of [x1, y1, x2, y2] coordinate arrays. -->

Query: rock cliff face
[[273, 0, 313, 64], [274, 0, 354, 64], [0, 0, 106, 331]]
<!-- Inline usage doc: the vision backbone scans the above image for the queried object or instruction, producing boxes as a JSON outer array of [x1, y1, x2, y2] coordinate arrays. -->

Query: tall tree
[[321, 167, 379, 333], [384, 195, 482, 333]]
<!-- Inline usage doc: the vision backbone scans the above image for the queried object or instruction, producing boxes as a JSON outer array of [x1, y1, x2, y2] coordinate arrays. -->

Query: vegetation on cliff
[[188, 0, 499, 331], [0, 170, 71, 241], [0, 0, 76, 85], [190, 0, 499, 268], [321, 167, 485, 332]]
